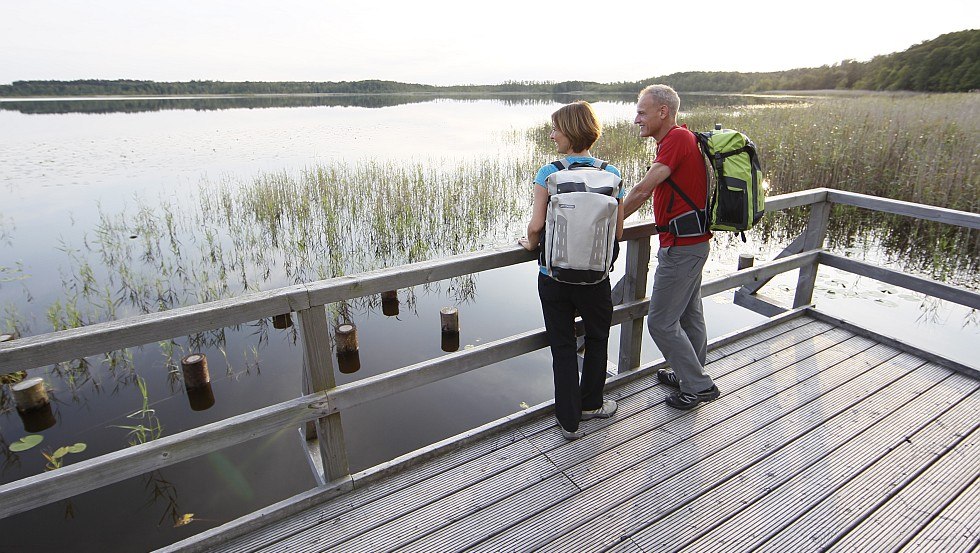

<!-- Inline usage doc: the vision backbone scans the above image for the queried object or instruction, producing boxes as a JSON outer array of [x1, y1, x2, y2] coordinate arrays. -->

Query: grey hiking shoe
[[581, 399, 618, 420], [657, 369, 680, 389], [665, 385, 721, 410]]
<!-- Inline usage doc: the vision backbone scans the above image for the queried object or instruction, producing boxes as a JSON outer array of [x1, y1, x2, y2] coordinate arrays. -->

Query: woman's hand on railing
[[518, 237, 537, 252]]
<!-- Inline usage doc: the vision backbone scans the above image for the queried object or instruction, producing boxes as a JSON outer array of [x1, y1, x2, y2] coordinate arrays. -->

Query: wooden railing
[[1, 188, 978, 520]]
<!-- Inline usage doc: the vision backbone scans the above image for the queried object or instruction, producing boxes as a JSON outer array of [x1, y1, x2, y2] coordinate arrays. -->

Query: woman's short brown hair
[[551, 101, 602, 153]]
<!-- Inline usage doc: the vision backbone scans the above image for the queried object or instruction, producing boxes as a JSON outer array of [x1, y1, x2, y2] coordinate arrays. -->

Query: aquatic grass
[[680, 93, 978, 209], [112, 376, 163, 446], [7, 93, 976, 395]]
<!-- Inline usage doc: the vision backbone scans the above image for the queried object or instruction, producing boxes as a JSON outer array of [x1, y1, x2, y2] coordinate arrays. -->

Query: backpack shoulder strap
[[664, 176, 702, 212], [551, 159, 568, 171]]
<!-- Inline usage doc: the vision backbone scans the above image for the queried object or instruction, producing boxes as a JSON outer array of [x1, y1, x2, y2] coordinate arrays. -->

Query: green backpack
[[695, 126, 765, 239], [661, 125, 765, 241]]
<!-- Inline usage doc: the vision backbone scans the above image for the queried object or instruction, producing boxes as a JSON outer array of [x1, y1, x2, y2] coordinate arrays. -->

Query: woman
[[518, 101, 626, 440]]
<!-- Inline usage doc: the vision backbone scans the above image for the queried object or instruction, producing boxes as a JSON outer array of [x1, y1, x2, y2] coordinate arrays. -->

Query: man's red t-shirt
[[653, 124, 711, 247]]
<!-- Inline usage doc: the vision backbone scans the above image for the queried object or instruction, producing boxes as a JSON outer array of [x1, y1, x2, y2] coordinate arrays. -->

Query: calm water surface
[[0, 94, 975, 552]]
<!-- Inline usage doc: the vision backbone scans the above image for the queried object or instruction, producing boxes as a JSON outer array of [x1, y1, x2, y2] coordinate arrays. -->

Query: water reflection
[[0, 92, 799, 115], [0, 92, 976, 553], [441, 332, 461, 353], [336, 351, 361, 375], [18, 403, 56, 432], [186, 384, 215, 411]]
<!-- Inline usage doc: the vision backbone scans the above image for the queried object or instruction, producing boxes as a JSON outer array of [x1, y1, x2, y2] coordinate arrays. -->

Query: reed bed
[[2, 93, 976, 368]]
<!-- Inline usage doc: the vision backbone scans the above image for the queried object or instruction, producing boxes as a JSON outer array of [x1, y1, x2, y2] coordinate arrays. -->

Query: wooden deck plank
[[604, 538, 645, 553], [396, 334, 872, 552], [324, 455, 562, 552], [897, 473, 980, 553], [393, 473, 579, 553], [630, 365, 974, 552], [468, 340, 910, 552], [526, 324, 856, 458], [536, 349, 929, 553], [518, 374, 662, 436], [826, 404, 980, 552], [554, 333, 878, 489], [518, 317, 827, 438], [254, 437, 544, 552], [180, 316, 979, 553], [204, 318, 830, 553], [749, 384, 980, 552], [707, 317, 829, 358], [212, 430, 525, 552]]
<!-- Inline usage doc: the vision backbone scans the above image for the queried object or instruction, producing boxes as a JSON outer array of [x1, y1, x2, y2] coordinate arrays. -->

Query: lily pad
[[9, 434, 44, 452], [51, 443, 88, 459]]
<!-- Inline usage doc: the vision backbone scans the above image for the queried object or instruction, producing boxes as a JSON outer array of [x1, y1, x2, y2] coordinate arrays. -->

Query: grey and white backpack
[[540, 158, 623, 285]]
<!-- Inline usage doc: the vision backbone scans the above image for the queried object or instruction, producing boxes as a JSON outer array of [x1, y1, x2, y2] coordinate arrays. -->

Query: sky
[[1, 0, 977, 86]]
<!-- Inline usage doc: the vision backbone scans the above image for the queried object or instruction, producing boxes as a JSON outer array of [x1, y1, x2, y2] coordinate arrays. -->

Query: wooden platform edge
[[805, 309, 979, 379], [154, 308, 812, 553]]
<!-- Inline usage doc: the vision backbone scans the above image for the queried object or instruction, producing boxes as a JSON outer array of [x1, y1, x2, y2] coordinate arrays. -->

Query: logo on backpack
[[661, 126, 766, 242], [541, 158, 622, 285]]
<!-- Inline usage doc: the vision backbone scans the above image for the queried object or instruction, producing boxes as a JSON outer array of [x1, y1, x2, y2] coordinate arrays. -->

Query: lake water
[[0, 93, 976, 552]]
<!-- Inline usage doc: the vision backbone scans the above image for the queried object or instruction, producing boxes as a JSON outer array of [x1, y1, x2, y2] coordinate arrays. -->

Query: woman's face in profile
[[550, 126, 571, 154]]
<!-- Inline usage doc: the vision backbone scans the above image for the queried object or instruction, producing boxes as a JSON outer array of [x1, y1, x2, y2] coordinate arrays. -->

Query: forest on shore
[[1, 29, 976, 97]]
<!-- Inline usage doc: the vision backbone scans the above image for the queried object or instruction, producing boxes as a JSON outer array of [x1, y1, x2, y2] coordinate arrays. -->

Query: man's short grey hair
[[639, 84, 680, 117]]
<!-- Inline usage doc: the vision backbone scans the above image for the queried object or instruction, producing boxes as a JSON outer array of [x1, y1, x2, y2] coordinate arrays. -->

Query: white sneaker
[[581, 399, 618, 420], [560, 426, 584, 440]]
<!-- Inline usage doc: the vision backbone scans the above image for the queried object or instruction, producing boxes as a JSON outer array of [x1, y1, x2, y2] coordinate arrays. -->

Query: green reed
[[526, 94, 978, 283], [679, 93, 978, 282], [8, 93, 977, 387], [681, 93, 978, 211]]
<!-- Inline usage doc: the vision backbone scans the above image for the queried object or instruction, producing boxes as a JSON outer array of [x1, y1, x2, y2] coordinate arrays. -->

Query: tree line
[[1, 29, 976, 97]]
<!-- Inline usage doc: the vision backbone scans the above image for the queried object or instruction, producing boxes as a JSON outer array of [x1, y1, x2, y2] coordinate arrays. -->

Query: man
[[622, 84, 720, 410]]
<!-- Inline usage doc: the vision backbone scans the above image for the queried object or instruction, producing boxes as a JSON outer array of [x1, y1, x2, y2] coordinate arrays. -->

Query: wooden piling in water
[[272, 313, 293, 329], [381, 291, 399, 317], [738, 254, 755, 271], [440, 307, 459, 333], [181, 353, 210, 389], [440, 307, 460, 352], [335, 324, 358, 353], [11, 377, 49, 412]]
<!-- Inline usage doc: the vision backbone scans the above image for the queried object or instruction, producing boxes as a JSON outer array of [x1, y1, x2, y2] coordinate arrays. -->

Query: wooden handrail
[[0, 250, 821, 518], [0, 189, 847, 375], [1, 188, 975, 520]]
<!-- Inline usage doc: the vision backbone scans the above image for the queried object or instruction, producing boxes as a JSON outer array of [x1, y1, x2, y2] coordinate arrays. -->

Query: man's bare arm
[[623, 162, 671, 218]]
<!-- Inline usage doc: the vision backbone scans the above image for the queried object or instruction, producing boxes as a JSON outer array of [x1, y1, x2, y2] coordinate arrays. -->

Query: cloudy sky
[[1, 0, 977, 86]]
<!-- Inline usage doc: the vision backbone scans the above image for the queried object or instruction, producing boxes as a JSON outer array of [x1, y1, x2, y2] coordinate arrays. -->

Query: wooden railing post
[[617, 236, 651, 372], [297, 305, 350, 483], [793, 200, 832, 307]]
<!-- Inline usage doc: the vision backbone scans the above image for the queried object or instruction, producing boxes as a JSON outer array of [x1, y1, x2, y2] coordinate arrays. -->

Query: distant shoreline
[[0, 89, 947, 103]]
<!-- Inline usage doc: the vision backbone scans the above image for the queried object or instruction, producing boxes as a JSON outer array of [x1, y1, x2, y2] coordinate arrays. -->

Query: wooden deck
[[173, 313, 980, 552]]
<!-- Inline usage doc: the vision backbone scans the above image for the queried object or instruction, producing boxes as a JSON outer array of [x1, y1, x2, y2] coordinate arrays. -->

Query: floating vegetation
[[8, 434, 43, 452], [42, 443, 87, 471], [0, 371, 26, 386]]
